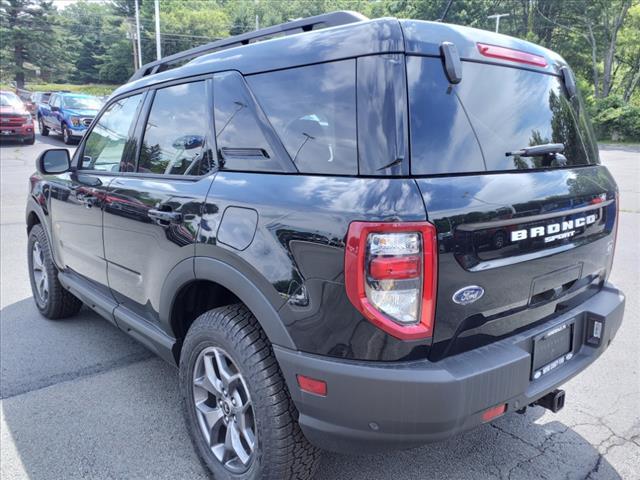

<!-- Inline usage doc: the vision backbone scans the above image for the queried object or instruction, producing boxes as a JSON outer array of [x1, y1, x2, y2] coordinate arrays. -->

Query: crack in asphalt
[[0, 350, 155, 399]]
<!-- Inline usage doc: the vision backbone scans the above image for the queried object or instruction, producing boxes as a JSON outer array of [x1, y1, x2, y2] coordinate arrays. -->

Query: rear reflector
[[482, 404, 507, 422], [477, 43, 547, 67], [297, 374, 327, 396]]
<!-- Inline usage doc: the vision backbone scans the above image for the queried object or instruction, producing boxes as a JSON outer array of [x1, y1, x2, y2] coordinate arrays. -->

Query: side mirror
[[50, 105, 59, 112], [36, 149, 71, 174]]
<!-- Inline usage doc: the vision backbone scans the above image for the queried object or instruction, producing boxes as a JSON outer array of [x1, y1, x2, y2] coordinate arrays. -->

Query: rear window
[[407, 56, 598, 174]]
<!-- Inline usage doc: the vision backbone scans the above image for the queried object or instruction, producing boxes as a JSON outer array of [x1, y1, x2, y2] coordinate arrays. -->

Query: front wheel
[[62, 124, 74, 145], [23, 134, 35, 145], [38, 117, 49, 136], [27, 224, 82, 319], [180, 305, 321, 480]]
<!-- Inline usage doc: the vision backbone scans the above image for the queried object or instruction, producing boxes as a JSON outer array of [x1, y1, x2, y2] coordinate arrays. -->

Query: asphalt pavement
[[1, 132, 638, 479]]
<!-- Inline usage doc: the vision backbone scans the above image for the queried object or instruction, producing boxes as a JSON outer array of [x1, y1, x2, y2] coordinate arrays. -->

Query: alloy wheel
[[31, 240, 49, 303], [192, 346, 256, 473]]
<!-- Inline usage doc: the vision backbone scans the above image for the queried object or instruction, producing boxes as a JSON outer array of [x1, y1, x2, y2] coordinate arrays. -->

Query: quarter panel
[[198, 172, 430, 361]]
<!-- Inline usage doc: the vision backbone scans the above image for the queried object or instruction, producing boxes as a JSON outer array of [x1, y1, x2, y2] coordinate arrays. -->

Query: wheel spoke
[[226, 422, 251, 465], [213, 349, 240, 390], [195, 402, 224, 444]]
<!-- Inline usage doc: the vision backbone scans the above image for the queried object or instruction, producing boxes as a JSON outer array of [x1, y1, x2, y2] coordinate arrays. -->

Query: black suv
[[26, 11, 625, 480]]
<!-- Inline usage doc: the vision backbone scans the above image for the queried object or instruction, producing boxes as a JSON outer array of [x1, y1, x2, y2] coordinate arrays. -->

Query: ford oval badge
[[452, 286, 484, 305]]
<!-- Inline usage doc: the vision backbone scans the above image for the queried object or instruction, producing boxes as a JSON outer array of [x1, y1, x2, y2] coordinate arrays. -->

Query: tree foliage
[[1, 0, 638, 140]]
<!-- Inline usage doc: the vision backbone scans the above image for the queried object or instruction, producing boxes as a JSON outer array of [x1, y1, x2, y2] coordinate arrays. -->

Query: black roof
[[112, 12, 566, 99]]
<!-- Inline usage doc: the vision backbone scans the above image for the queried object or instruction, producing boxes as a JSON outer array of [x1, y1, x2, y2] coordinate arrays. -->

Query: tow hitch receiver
[[535, 389, 566, 413]]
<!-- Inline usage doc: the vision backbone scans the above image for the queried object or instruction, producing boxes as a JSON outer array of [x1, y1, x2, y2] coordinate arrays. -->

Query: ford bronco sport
[[26, 11, 625, 480]]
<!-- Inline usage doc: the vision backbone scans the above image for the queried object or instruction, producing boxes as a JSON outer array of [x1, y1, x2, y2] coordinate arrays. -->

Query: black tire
[[27, 224, 82, 319], [180, 304, 321, 480], [23, 134, 35, 145], [38, 117, 49, 136], [62, 124, 74, 145]]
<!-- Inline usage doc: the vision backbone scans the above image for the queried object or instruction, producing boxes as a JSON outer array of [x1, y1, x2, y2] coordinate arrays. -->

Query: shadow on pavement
[[1, 297, 622, 479]]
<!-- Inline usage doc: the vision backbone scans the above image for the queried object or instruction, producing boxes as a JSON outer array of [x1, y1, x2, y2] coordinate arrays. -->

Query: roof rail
[[128, 10, 368, 82]]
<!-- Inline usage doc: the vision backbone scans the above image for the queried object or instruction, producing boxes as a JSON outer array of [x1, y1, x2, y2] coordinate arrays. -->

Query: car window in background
[[0, 92, 23, 107], [82, 94, 142, 172], [63, 96, 102, 110], [247, 60, 357, 175], [138, 81, 213, 176]]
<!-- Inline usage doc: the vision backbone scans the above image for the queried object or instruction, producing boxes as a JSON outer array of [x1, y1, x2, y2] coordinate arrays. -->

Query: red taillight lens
[[477, 43, 547, 67], [344, 222, 437, 340]]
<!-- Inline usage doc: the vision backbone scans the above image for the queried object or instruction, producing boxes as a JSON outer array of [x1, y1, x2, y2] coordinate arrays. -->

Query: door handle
[[148, 208, 182, 226]]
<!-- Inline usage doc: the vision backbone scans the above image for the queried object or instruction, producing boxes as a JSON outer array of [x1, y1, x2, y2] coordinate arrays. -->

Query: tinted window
[[357, 55, 408, 176], [213, 71, 289, 172], [247, 60, 357, 175], [138, 81, 214, 176], [407, 56, 484, 175], [408, 56, 597, 174], [82, 94, 142, 172]]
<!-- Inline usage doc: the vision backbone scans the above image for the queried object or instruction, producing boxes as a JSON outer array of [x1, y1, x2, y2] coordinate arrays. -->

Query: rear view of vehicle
[[280, 20, 625, 454], [0, 90, 35, 144]]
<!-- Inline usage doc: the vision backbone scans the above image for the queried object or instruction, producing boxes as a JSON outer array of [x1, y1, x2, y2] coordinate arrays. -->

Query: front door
[[49, 92, 145, 290]]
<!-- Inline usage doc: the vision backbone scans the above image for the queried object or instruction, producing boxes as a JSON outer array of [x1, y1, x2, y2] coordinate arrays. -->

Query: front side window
[[138, 81, 214, 176], [247, 60, 357, 175], [82, 94, 143, 172]]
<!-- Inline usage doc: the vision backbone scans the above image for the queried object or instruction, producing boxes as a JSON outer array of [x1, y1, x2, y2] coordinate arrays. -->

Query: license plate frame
[[531, 320, 574, 380]]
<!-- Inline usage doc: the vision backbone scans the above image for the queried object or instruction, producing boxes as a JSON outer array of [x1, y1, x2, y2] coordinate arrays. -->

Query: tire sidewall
[[180, 328, 265, 480], [27, 225, 51, 314]]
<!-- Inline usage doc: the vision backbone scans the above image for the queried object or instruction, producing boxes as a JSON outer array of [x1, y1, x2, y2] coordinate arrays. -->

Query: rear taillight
[[344, 222, 437, 340], [612, 191, 620, 262], [477, 43, 547, 67]]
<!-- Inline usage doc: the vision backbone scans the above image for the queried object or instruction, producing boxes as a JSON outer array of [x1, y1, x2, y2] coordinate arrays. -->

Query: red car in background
[[0, 90, 35, 144]]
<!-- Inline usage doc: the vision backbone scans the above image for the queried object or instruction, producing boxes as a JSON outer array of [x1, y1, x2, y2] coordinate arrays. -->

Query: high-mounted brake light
[[344, 222, 437, 340], [477, 43, 547, 67]]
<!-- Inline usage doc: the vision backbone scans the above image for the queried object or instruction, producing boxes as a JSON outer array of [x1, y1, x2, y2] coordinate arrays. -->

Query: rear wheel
[[27, 224, 82, 319], [38, 117, 49, 136], [180, 304, 321, 480]]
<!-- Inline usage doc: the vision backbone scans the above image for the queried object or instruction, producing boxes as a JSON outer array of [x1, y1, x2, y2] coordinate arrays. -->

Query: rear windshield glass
[[407, 57, 598, 174]]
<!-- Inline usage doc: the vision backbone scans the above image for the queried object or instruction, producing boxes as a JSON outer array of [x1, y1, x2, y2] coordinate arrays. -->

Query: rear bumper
[[275, 282, 625, 453]]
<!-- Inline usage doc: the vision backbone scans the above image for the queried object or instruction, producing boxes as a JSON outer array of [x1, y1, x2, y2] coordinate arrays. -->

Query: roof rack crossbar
[[128, 10, 368, 82]]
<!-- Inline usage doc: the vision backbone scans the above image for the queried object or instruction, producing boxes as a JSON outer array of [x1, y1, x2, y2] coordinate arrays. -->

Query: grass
[[1, 82, 117, 96]]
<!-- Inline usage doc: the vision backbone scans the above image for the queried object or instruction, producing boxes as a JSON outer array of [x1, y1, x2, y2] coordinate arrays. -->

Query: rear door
[[103, 79, 215, 326], [406, 56, 619, 359]]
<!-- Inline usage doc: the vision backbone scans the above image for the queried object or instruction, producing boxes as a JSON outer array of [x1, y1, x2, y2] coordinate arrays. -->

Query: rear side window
[[247, 60, 357, 175], [213, 71, 291, 173], [138, 81, 214, 176], [408, 57, 598, 174]]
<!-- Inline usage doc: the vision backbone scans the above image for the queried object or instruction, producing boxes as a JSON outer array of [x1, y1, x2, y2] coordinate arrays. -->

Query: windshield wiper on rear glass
[[506, 143, 565, 157]]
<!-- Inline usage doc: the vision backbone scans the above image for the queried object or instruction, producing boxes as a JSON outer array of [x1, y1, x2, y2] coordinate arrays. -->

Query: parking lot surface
[[1, 134, 638, 479]]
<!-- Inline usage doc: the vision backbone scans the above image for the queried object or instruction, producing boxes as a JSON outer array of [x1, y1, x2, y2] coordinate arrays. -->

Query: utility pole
[[135, 0, 142, 68], [487, 13, 510, 33], [154, 0, 162, 60], [127, 22, 138, 70]]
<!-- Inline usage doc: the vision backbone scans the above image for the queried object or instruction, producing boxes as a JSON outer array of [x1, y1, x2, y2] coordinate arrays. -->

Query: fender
[[191, 256, 296, 350]]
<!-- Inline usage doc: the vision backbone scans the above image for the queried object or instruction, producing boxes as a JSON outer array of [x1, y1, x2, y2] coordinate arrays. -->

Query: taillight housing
[[344, 222, 437, 340]]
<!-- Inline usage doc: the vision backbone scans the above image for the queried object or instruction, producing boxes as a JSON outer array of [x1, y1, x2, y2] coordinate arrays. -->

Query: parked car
[[26, 12, 625, 480], [37, 92, 101, 144], [0, 90, 35, 144], [28, 91, 52, 115]]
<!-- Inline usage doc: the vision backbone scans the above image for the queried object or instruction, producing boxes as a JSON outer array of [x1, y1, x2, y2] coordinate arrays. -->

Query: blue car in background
[[37, 92, 102, 144]]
